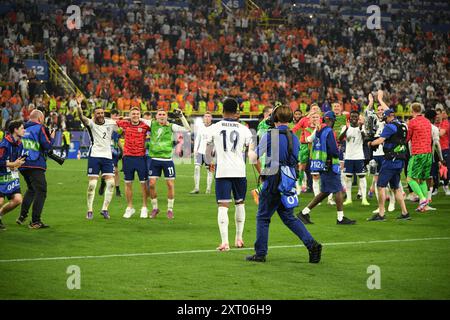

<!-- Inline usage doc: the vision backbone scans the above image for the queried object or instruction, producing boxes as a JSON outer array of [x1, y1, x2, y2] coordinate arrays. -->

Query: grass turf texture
[[0, 160, 449, 300]]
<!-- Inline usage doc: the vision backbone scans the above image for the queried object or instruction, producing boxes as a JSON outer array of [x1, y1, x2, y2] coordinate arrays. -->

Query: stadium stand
[[0, 0, 449, 128]]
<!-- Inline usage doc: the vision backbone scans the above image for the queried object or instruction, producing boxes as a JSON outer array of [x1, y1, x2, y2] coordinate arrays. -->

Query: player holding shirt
[[116, 107, 151, 219], [339, 110, 370, 206], [406, 103, 433, 212], [76, 96, 117, 220], [206, 98, 255, 251], [142, 108, 191, 219]]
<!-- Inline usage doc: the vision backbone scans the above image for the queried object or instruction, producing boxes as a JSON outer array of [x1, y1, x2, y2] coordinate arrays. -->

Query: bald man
[[17, 109, 56, 229]]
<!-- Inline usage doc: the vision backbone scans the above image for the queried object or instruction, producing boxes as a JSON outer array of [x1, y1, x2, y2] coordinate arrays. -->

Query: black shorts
[[0, 189, 21, 200]]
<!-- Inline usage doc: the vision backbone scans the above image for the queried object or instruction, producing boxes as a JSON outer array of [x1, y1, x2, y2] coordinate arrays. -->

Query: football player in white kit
[[339, 110, 370, 206], [76, 96, 117, 219], [205, 98, 255, 251], [190, 112, 214, 194]]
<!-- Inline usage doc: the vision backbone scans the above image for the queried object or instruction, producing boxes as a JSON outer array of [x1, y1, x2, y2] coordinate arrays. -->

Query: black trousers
[[20, 169, 47, 223]]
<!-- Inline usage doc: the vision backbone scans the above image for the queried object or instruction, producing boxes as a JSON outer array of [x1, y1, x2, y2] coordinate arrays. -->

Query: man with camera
[[367, 109, 410, 221], [17, 110, 56, 229]]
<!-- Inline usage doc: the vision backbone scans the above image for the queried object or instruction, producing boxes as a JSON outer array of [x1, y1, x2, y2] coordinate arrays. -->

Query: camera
[[173, 109, 183, 118], [43, 126, 65, 165], [47, 149, 65, 165]]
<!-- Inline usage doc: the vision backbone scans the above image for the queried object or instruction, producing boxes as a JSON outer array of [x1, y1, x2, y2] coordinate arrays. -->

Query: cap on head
[[323, 111, 336, 121], [383, 109, 395, 117]]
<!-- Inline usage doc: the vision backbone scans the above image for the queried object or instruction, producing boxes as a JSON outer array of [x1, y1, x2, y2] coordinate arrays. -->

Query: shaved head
[[30, 110, 45, 123]]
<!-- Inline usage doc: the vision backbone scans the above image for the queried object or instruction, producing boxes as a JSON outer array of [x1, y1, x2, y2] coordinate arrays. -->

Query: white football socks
[[194, 165, 200, 191], [87, 179, 98, 212], [206, 170, 213, 192], [102, 179, 114, 211], [346, 176, 353, 201], [151, 198, 158, 210], [313, 179, 320, 196], [218, 207, 229, 245], [235, 204, 245, 241], [359, 176, 367, 201], [168, 198, 174, 211]]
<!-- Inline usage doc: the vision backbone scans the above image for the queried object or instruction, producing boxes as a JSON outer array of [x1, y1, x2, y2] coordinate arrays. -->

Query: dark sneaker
[[100, 210, 110, 219], [246, 254, 266, 262], [115, 189, 122, 197], [0, 219, 5, 230], [337, 216, 357, 225], [16, 215, 27, 225], [367, 214, 386, 222], [396, 213, 411, 220], [86, 211, 93, 220], [308, 241, 322, 263], [99, 179, 106, 196], [297, 212, 314, 224], [28, 222, 50, 229]]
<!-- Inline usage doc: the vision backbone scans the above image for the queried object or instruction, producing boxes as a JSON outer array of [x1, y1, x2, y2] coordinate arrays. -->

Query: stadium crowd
[[0, 0, 449, 131]]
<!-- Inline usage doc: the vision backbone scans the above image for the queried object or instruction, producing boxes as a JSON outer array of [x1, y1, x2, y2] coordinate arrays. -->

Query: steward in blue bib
[[247, 105, 321, 263]]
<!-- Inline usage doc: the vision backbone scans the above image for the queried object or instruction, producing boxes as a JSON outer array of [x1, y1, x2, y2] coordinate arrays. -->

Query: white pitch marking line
[[0, 237, 449, 263]]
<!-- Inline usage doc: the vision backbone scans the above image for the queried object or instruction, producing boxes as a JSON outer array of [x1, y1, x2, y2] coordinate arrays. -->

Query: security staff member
[[367, 109, 410, 221], [17, 110, 55, 229], [247, 105, 322, 263], [297, 111, 356, 225]]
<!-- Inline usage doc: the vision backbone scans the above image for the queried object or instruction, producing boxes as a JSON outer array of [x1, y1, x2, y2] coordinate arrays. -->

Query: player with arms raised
[[76, 96, 117, 220]]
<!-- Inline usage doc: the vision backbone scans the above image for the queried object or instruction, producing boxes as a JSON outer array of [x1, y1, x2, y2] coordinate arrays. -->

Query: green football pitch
[[0, 160, 449, 300]]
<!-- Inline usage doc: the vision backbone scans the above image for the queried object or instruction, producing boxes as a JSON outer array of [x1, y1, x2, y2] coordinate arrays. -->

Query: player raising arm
[[76, 95, 117, 220], [142, 108, 191, 219]]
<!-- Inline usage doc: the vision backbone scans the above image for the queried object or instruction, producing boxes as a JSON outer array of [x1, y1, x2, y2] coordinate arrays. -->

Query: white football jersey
[[87, 118, 117, 159], [194, 123, 212, 155], [341, 125, 365, 160], [206, 120, 253, 178]]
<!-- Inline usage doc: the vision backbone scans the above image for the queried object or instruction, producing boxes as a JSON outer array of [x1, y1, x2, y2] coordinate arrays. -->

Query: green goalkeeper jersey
[[148, 121, 175, 159], [257, 119, 271, 138]]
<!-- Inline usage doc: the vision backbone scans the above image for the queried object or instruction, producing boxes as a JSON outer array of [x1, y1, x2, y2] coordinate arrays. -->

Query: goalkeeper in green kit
[[142, 108, 191, 219]]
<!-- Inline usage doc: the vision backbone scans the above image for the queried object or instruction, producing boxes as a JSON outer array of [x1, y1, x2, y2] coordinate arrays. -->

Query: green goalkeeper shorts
[[299, 144, 310, 165], [407, 153, 433, 180]]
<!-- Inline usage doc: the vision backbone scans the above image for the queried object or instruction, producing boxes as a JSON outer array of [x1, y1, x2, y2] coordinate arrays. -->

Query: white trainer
[[123, 207, 135, 219], [140, 207, 148, 219]]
